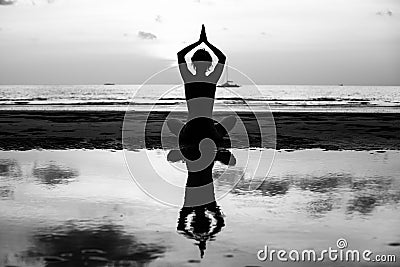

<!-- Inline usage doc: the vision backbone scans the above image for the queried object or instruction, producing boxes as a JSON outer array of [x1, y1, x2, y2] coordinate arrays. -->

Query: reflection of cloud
[[0, 185, 14, 200], [347, 195, 376, 214], [347, 176, 400, 215], [298, 175, 342, 193], [0, 0, 16, 5], [257, 179, 290, 196], [0, 159, 20, 201], [32, 162, 78, 185], [0, 159, 22, 178], [214, 166, 290, 196], [26, 222, 165, 265], [231, 178, 290, 196], [306, 197, 334, 217], [138, 31, 157, 40], [219, 165, 399, 218]]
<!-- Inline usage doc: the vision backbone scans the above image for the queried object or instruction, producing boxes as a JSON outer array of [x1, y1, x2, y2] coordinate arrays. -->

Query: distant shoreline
[[0, 104, 399, 113]]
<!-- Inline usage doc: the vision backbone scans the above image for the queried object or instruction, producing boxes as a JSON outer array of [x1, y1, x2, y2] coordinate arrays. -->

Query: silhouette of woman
[[167, 24, 236, 146], [166, 25, 238, 258]]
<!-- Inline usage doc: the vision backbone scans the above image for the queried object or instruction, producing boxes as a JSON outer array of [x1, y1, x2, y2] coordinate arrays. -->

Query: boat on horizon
[[217, 64, 241, 88], [104, 83, 115, 85], [217, 80, 241, 88]]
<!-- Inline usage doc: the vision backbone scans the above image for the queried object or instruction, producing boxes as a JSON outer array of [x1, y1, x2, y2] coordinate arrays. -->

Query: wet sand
[[0, 111, 399, 150], [0, 149, 399, 266], [1, 110, 399, 266]]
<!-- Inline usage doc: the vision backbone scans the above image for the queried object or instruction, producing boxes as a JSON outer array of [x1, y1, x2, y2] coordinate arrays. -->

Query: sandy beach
[[0, 111, 399, 151]]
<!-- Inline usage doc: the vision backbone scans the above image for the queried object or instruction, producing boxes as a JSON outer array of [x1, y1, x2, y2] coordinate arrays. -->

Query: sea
[[1, 85, 400, 266], [0, 84, 399, 112]]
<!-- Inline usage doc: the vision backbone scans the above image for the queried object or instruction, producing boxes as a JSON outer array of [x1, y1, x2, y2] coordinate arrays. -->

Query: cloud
[[260, 32, 272, 38], [138, 31, 157, 40], [376, 10, 393, 16], [29, 0, 56, 5], [0, 0, 16, 5]]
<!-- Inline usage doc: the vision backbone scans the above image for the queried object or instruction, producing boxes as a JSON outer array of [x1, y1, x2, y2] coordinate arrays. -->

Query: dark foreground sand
[[0, 111, 398, 150]]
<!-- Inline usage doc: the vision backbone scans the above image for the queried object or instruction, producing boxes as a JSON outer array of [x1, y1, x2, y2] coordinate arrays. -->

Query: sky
[[0, 0, 399, 85]]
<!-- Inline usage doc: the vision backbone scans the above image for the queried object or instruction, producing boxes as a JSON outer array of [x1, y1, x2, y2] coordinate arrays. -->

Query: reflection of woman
[[168, 147, 235, 258], [177, 201, 225, 259], [167, 24, 236, 146]]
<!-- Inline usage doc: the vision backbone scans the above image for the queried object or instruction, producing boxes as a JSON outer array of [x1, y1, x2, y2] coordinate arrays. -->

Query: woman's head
[[191, 49, 212, 73]]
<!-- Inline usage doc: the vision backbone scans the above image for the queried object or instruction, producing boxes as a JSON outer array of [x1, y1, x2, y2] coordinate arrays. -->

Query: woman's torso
[[184, 81, 216, 119]]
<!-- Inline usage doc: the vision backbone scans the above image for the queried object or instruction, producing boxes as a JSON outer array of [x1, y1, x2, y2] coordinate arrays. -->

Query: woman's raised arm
[[177, 40, 201, 64], [201, 25, 226, 64], [200, 25, 226, 82], [204, 40, 226, 64]]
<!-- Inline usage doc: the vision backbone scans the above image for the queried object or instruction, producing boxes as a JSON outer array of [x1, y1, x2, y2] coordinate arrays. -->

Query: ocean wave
[[159, 96, 375, 102], [1, 101, 399, 109]]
